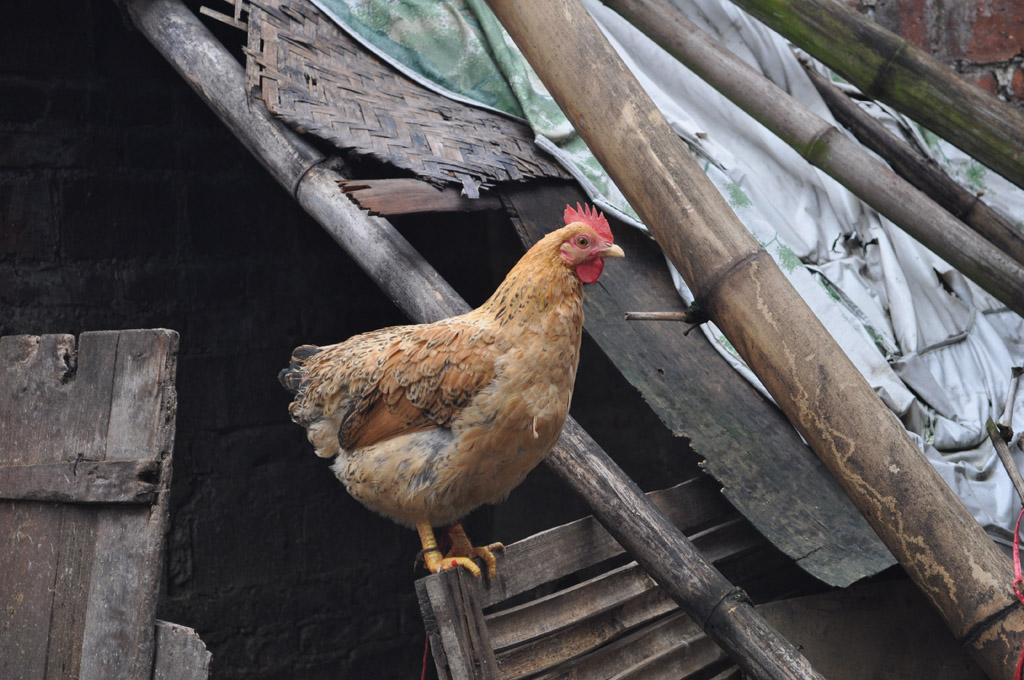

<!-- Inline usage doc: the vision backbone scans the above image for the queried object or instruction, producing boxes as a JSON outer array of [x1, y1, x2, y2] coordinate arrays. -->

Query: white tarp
[[313, 0, 1024, 549]]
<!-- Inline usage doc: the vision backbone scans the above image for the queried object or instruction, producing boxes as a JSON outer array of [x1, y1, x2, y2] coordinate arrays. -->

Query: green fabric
[[311, 0, 641, 223]]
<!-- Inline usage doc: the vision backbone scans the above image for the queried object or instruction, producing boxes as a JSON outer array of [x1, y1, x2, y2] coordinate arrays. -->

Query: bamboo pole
[[603, 0, 1024, 317], [486, 1, 1024, 677], [724, 0, 1024, 193], [801, 63, 1024, 269], [124, 1, 825, 677]]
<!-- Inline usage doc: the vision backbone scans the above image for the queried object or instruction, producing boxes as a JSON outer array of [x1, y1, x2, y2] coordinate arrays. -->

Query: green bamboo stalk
[[724, 0, 1024, 192]]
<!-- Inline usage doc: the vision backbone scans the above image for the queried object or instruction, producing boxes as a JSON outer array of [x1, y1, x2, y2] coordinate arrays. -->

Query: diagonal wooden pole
[[486, 1, 1024, 677], [124, 1, 825, 677]]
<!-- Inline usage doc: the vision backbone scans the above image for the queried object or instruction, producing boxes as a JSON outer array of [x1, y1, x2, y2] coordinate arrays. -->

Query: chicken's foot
[[445, 524, 504, 580], [416, 522, 482, 578]]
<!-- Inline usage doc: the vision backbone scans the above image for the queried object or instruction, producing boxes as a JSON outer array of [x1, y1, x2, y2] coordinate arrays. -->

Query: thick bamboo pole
[[125, 2, 825, 677], [486, 1, 1024, 677], [725, 0, 1024, 193], [604, 0, 1024, 316]]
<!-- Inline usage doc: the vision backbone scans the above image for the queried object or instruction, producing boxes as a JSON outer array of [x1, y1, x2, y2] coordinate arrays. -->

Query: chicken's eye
[[575, 236, 589, 248]]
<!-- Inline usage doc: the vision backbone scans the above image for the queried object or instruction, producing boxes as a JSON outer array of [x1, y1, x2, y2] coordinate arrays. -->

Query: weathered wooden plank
[[0, 502, 65, 680], [0, 330, 179, 680], [81, 330, 178, 680], [486, 518, 762, 653], [0, 460, 158, 503], [528, 613, 710, 680], [420, 570, 500, 680], [610, 633, 726, 680], [487, 563, 657, 652], [0, 333, 117, 680], [500, 180, 894, 586], [473, 476, 730, 608], [490, 522, 760, 678], [495, 586, 678, 679], [44, 504, 97, 680], [153, 620, 212, 680], [338, 179, 502, 216], [417, 579, 455, 680]]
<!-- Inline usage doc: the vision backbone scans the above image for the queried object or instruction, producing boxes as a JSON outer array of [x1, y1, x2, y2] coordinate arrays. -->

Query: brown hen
[[279, 204, 623, 578]]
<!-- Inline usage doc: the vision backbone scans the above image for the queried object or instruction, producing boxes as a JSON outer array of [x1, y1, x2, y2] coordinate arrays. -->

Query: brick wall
[[0, 3, 692, 678], [846, 0, 1024, 106]]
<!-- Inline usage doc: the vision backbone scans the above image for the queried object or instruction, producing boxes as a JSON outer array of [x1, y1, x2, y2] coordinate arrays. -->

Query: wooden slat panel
[[476, 476, 730, 607], [80, 330, 178, 679], [419, 568, 501, 680], [338, 179, 502, 216], [0, 460, 158, 503], [610, 634, 726, 680], [0, 333, 111, 680], [486, 518, 763, 654], [487, 562, 656, 651], [0, 330, 178, 680], [495, 586, 678, 680], [525, 613, 717, 680]]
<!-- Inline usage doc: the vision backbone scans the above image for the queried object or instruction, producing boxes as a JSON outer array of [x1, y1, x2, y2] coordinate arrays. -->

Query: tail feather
[[278, 344, 322, 394]]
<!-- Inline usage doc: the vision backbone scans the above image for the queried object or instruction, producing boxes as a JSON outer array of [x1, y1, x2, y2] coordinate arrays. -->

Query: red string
[[1013, 507, 1024, 680], [421, 635, 430, 680]]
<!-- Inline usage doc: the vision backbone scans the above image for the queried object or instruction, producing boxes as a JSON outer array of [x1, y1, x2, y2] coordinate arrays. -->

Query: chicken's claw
[[445, 525, 503, 580], [422, 549, 482, 578], [417, 522, 490, 579]]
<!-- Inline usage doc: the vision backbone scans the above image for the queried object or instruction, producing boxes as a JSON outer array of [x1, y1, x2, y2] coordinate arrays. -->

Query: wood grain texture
[[338, 179, 502, 216], [0, 330, 178, 680], [419, 571, 500, 680], [474, 476, 734, 608], [0, 460, 158, 503], [153, 620, 212, 680]]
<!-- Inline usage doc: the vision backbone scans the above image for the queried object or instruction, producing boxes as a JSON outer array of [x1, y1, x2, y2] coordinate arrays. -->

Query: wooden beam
[[338, 179, 502, 216], [486, 1, 1023, 677], [0, 460, 158, 504], [153, 620, 211, 680]]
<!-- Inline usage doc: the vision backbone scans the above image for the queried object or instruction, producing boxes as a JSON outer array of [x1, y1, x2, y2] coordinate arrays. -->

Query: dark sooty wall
[[0, 2, 696, 678]]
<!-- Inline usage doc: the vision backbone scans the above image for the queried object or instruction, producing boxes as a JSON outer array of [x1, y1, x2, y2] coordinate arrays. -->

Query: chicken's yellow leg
[[445, 524, 504, 580], [416, 522, 481, 578]]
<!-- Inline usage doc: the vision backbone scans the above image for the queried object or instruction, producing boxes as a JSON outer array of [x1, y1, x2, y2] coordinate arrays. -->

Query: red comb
[[564, 203, 613, 242]]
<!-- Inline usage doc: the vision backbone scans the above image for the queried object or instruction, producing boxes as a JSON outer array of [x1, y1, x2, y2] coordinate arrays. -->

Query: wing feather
[[286, 319, 498, 454]]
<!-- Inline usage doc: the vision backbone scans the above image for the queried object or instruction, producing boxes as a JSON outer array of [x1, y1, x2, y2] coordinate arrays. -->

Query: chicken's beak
[[601, 243, 625, 258]]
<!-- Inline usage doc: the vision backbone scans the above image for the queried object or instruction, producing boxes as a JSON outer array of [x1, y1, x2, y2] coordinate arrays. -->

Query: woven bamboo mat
[[244, 0, 569, 195]]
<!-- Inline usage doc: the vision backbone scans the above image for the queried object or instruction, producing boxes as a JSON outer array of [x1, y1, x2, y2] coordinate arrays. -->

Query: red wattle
[[576, 258, 605, 283]]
